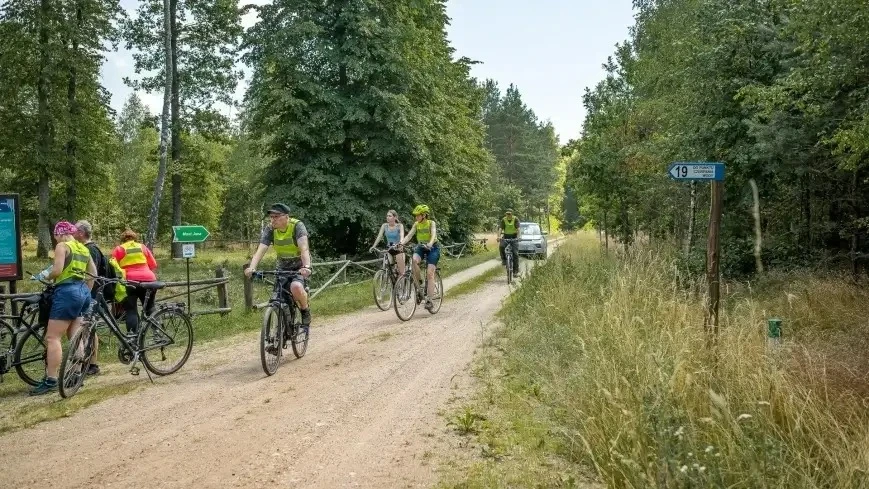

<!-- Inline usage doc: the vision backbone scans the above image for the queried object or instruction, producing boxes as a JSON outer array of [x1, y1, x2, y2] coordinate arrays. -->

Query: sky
[[103, 0, 636, 143]]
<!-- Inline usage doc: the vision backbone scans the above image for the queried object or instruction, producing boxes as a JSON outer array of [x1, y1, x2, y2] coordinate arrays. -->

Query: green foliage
[[0, 0, 124, 254], [243, 0, 492, 255], [571, 0, 869, 275], [482, 81, 560, 221], [123, 0, 243, 118]]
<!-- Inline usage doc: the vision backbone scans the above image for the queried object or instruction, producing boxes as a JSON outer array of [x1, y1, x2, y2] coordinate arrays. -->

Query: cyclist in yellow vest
[[112, 229, 159, 335], [29, 221, 98, 395], [245, 203, 314, 325], [399, 204, 440, 312], [499, 209, 520, 274]]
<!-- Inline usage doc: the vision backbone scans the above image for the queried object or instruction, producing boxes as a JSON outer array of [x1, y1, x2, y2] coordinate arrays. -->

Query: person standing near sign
[[244, 203, 313, 326], [30, 221, 97, 395], [112, 229, 158, 335]]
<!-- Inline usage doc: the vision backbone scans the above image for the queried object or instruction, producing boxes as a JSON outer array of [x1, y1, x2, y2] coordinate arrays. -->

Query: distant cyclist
[[369, 209, 406, 277], [399, 204, 439, 312], [499, 209, 520, 274], [245, 203, 314, 325]]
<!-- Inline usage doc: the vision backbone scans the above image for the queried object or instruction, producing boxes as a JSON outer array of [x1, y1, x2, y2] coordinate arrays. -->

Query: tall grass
[[447, 233, 869, 488]]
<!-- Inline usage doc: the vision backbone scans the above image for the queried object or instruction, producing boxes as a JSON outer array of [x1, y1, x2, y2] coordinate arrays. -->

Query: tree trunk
[[749, 179, 763, 274], [36, 0, 54, 258], [37, 175, 52, 258], [685, 181, 697, 255], [802, 176, 812, 251], [146, 0, 174, 248], [603, 208, 609, 253], [170, 0, 182, 257], [65, 2, 83, 222]]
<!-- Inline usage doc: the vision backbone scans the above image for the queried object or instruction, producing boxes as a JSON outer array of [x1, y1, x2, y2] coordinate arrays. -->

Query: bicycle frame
[[87, 280, 179, 360], [375, 247, 408, 282], [503, 239, 519, 263]]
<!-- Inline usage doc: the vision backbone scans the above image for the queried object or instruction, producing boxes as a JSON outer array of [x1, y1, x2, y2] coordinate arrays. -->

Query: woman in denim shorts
[[30, 221, 97, 396]]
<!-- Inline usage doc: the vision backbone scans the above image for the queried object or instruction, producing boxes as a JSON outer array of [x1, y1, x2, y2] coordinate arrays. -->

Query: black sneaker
[[300, 308, 312, 326], [29, 377, 58, 396], [86, 364, 101, 376]]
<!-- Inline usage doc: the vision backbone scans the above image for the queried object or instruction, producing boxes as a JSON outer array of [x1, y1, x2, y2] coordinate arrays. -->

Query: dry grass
[[442, 232, 869, 488]]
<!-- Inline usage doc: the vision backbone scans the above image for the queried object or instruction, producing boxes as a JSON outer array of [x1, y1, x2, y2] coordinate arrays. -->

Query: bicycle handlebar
[[25, 270, 53, 287], [251, 269, 313, 280], [371, 244, 411, 255]]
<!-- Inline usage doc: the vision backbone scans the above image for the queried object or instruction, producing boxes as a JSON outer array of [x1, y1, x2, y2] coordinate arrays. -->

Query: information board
[[0, 193, 23, 281]]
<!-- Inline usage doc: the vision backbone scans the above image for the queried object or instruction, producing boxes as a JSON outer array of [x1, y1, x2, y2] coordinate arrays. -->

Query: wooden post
[[243, 263, 254, 311], [8, 281, 17, 316], [215, 267, 229, 316], [340, 254, 347, 284], [706, 181, 724, 338]]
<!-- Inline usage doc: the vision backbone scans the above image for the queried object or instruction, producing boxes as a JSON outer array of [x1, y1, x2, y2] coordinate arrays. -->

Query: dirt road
[[0, 250, 550, 489]]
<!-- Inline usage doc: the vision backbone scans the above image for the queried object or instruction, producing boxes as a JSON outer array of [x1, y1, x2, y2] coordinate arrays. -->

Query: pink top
[[113, 243, 158, 282]]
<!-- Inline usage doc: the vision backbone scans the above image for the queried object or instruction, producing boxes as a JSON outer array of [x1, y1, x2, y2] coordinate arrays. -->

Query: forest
[[0, 0, 562, 258], [565, 0, 869, 276]]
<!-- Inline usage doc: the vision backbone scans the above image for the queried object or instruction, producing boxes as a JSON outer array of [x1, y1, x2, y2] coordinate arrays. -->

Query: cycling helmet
[[412, 204, 430, 216]]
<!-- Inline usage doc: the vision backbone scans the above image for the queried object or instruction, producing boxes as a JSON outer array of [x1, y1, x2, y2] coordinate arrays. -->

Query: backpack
[[85, 241, 127, 303], [85, 242, 108, 277], [105, 258, 128, 303]]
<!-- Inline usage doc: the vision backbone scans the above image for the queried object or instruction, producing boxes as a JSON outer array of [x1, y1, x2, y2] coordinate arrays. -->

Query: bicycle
[[58, 274, 194, 398], [0, 280, 52, 386], [253, 270, 311, 376], [371, 245, 410, 311], [502, 238, 520, 284], [392, 249, 444, 321]]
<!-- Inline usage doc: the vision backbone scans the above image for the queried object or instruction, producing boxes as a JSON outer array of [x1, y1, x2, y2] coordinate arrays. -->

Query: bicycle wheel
[[427, 270, 444, 314], [141, 307, 194, 376], [260, 305, 283, 375], [393, 274, 417, 322], [506, 254, 513, 284], [59, 326, 94, 398], [290, 311, 309, 359], [372, 269, 393, 311], [13, 325, 46, 386], [0, 323, 14, 375]]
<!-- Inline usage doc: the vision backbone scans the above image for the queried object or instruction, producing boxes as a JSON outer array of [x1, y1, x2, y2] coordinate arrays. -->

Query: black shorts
[[271, 273, 308, 303]]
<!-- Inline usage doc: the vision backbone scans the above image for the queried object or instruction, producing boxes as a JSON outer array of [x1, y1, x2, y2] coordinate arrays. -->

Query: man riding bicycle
[[244, 203, 314, 325], [399, 204, 439, 312], [499, 209, 520, 274]]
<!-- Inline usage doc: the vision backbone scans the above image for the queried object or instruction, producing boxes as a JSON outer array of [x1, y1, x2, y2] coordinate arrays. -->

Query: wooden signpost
[[668, 162, 725, 337]]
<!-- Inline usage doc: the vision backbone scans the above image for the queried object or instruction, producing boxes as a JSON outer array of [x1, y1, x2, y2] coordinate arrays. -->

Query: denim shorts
[[414, 244, 441, 266], [49, 282, 90, 321]]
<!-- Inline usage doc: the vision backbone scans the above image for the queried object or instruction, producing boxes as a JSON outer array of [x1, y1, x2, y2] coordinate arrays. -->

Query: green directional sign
[[173, 225, 210, 243]]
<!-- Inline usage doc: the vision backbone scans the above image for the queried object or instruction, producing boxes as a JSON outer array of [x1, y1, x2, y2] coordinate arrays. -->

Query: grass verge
[[0, 382, 141, 434], [448, 266, 503, 299], [440, 233, 869, 488]]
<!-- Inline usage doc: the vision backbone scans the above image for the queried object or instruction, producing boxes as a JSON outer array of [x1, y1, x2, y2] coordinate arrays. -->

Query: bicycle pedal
[[130, 367, 140, 376]]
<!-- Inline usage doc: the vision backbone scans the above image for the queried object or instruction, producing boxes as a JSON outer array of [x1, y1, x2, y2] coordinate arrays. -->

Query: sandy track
[[0, 247, 553, 489]]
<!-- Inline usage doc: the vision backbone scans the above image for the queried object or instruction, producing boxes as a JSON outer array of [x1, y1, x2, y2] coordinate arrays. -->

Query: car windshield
[[520, 223, 542, 236]]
